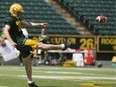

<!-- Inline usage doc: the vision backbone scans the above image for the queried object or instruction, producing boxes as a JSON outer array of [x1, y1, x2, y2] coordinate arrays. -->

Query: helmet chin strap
[[10, 11, 21, 17], [11, 12, 17, 17]]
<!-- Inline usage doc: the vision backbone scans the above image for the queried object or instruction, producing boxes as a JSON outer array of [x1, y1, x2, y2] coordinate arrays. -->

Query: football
[[97, 62, 103, 68], [96, 15, 107, 23]]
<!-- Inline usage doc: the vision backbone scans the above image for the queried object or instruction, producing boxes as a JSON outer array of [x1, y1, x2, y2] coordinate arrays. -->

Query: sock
[[28, 80, 33, 84], [38, 61, 41, 64], [61, 44, 65, 49]]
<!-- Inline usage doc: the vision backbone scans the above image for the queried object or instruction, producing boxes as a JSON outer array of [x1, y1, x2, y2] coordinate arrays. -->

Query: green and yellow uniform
[[4, 15, 37, 59]]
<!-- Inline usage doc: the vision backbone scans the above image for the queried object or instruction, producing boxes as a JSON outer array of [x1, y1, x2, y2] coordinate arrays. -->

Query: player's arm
[[3, 25, 17, 47], [21, 21, 48, 28]]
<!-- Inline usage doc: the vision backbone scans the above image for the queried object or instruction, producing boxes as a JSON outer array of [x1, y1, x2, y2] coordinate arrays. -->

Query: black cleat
[[28, 82, 38, 87], [62, 41, 72, 51]]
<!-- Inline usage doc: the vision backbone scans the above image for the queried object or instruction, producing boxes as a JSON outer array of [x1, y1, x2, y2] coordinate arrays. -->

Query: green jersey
[[4, 15, 25, 44], [4, 15, 32, 58]]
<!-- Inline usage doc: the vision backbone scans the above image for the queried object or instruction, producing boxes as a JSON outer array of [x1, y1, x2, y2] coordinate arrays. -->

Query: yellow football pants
[[24, 39, 38, 50]]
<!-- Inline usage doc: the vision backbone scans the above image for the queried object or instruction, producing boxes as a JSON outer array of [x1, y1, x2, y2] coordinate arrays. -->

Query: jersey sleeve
[[4, 17, 14, 27]]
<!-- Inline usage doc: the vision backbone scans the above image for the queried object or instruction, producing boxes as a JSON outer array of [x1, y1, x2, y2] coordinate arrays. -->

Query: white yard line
[[0, 73, 115, 81]]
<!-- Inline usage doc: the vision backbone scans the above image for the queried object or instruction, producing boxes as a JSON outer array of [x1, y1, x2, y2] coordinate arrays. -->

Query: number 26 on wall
[[80, 38, 95, 49]]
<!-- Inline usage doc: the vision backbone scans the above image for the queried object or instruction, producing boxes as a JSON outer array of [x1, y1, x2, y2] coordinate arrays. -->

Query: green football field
[[0, 65, 115, 87]]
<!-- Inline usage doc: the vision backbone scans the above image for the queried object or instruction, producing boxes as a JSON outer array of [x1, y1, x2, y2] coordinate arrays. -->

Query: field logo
[[80, 82, 116, 87]]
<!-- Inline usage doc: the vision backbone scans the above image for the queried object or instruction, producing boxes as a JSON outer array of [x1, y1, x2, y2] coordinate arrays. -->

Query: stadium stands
[[59, 0, 115, 35], [0, 0, 80, 35]]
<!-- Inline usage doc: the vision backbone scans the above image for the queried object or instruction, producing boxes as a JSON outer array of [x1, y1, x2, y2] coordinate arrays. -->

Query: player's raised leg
[[37, 41, 72, 51], [24, 39, 72, 51]]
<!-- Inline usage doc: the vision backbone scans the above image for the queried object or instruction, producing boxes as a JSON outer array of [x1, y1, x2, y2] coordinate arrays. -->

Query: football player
[[3, 3, 71, 87]]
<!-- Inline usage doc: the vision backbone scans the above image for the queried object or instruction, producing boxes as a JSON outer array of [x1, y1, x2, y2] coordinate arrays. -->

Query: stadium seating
[[0, 0, 80, 35], [59, 0, 115, 35]]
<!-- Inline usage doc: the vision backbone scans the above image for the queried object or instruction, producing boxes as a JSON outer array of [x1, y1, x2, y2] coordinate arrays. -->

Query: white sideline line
[[17, 75, 116, 80]]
